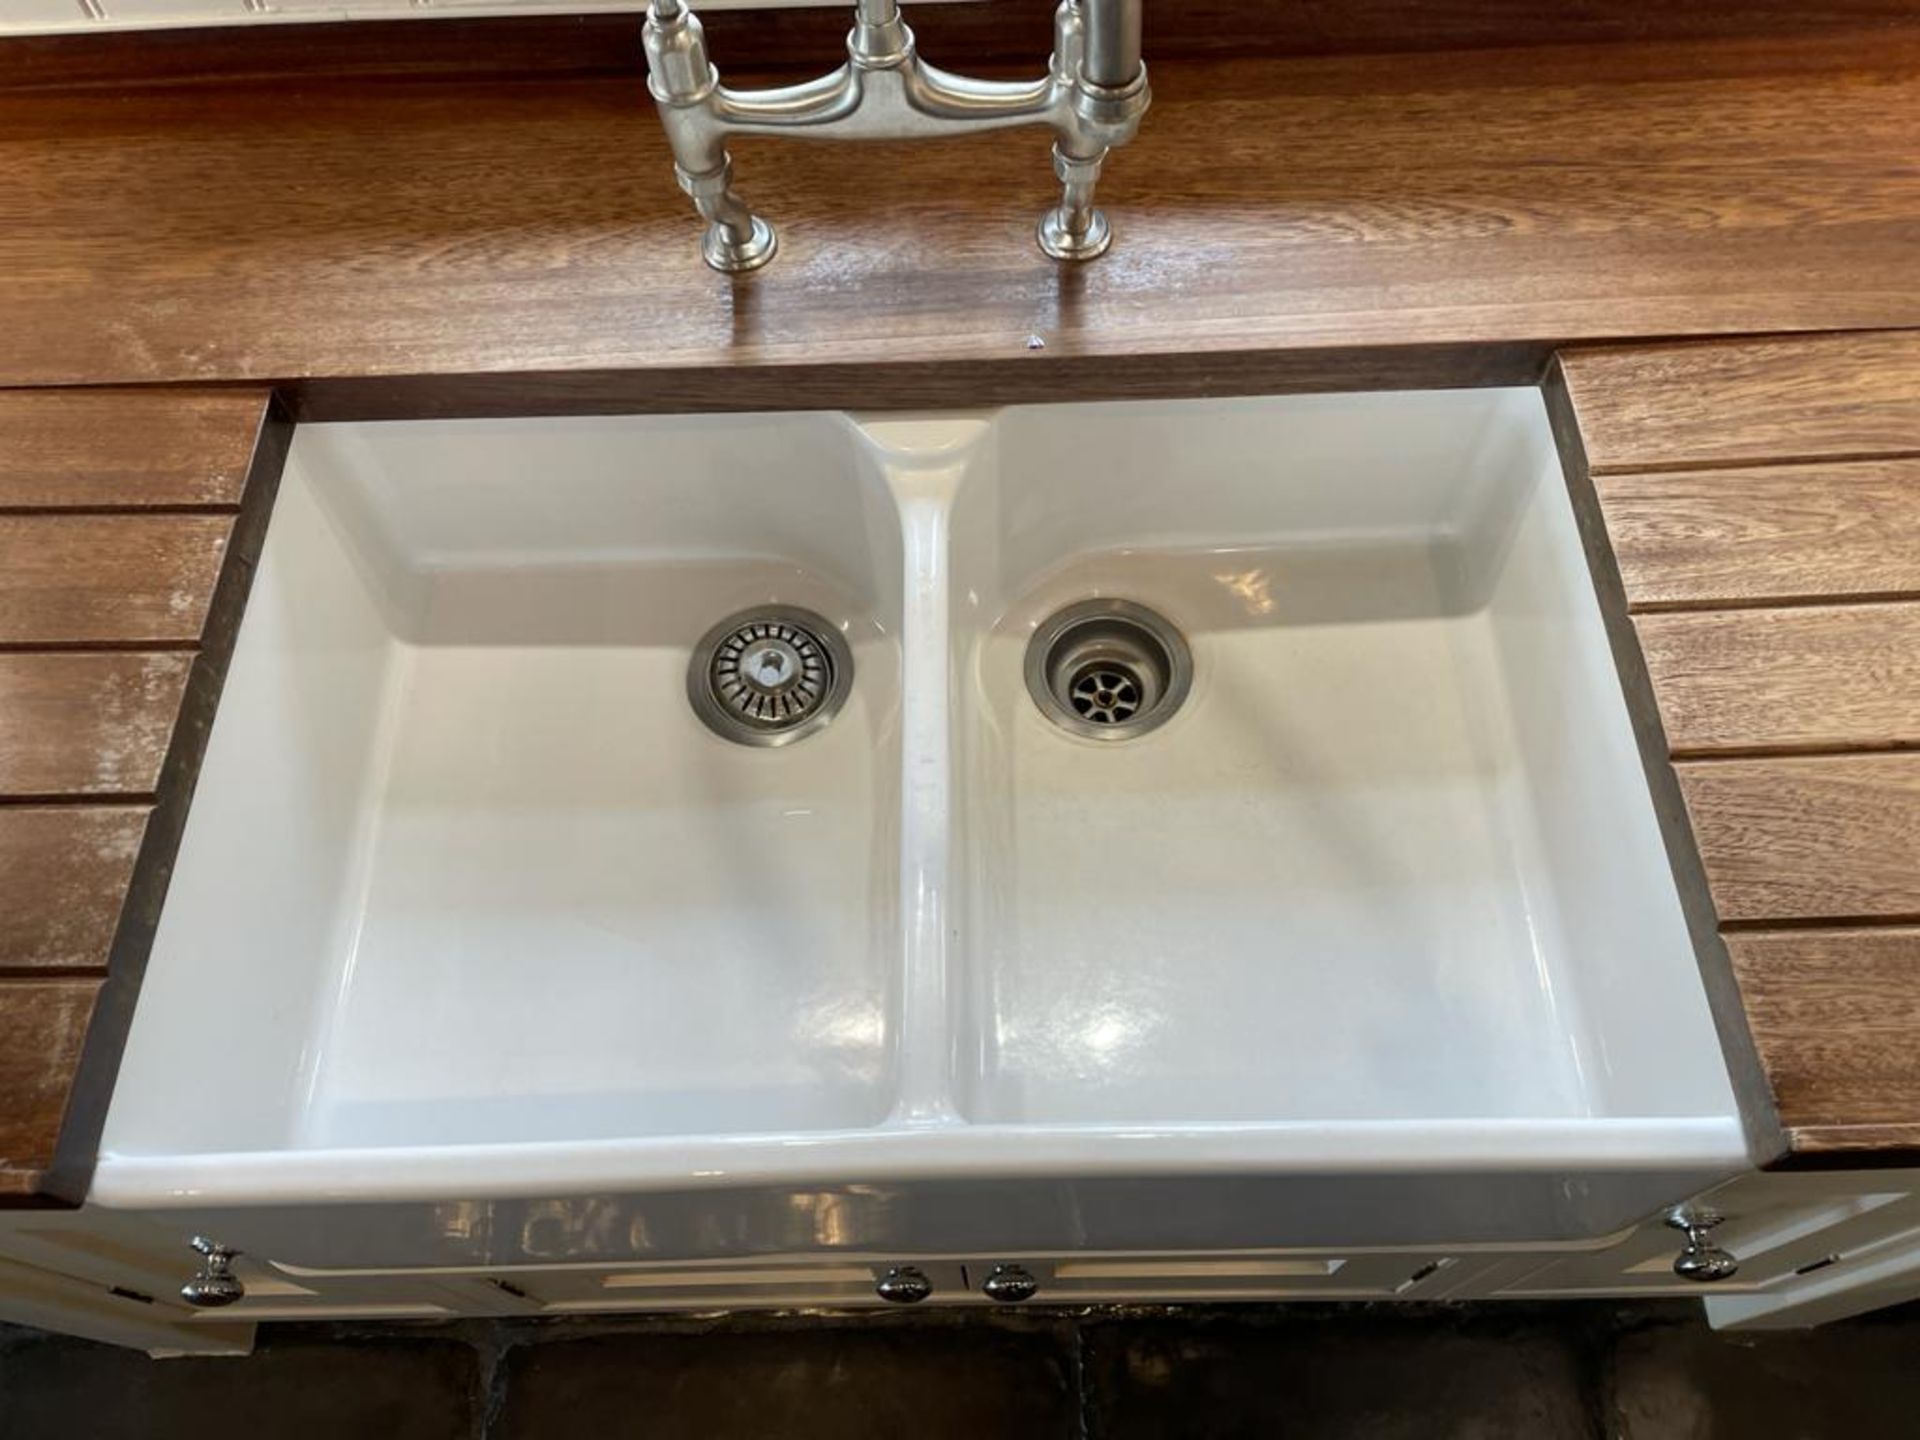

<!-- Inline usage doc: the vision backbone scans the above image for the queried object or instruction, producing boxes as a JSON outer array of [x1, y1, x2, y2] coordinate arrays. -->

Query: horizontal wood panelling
[[1677, 756, 1920, 923], [0, 807, 148, 973], [1746, 1037, 1920, 1130], [0, 515, 232, 644], [1728, 929, 1920, 1135], [0, 397, 288, 1206], [1562, 334, 1920, 474], [0, 652, 192, 796], [0, 393, 262, 1205], [1595, 459, 1920, 609], [0, 389, 264, 509], [1781, 1124, 1920, 1157], [0, 980, 100, 1181], [0, 41, 1916, 398], [1638, 604, 1920, 755], [1563, 329, 1920, 1162]]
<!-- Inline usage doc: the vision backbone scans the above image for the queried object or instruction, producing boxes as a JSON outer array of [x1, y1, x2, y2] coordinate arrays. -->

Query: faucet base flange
[[1037, 205, 1112, 262], [701, 214, 779, 274]]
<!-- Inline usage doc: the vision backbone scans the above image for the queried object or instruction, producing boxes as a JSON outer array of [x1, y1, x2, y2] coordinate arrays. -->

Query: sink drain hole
[[1069, 663, 1143, 725], [1026, 599, 1191, 741], [689, 606, 853, 747]]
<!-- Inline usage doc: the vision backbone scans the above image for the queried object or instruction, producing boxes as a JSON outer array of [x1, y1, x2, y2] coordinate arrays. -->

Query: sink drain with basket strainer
[[688, 605, 854, 747], [1024, 598, 1192, 742]]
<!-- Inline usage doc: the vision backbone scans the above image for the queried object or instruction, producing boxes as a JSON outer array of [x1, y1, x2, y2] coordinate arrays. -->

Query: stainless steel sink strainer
[[689, 605, 854, 747], [1025, 598, 1192, 742]]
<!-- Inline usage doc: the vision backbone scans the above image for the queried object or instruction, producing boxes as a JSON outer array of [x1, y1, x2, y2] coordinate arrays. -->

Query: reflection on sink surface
[[97, 390, 1749, 1248]]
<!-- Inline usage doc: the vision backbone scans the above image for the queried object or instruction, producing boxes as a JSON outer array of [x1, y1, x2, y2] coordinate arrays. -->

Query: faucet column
[[644, 0, 778, 273], [850, 0, 912, 65], [1037, 0, 1150, 261], [1082, 0, 1143, 88], [1039, 141, 1112, 261]]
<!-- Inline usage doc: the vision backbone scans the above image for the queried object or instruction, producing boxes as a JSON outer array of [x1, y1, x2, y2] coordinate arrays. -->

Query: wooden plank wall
[[0, 388, 277, 1203], [1558, 334, 1920, 1162]]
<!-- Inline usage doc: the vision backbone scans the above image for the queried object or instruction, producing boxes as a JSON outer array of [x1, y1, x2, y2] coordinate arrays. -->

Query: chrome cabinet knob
[[1665, 1207, 1739, 1283], [981, 1264, 1039, 1304], [180, 1236, 246, 1308], [875, 1265, 933, 1305]]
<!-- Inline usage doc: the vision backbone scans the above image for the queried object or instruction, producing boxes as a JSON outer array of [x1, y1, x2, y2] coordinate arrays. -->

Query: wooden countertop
[[1557, 334, 1920, 1162], [0, 25, 1918, 1198], [0, 391, 282, 1202], [0, 32, 1916, 412]]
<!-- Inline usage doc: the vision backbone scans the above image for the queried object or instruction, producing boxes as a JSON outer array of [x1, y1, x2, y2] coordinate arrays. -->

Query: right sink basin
[[948, 390, 1737, 1134]]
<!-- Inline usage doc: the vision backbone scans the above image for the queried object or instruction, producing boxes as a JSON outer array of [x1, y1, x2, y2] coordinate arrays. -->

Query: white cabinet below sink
[[16, 1169, 1920, 1349], [1491, 1171, 1920, 1310]]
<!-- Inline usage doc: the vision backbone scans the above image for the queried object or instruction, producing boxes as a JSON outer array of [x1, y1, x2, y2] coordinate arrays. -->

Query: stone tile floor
[[3, 1300, 1919, 1438]]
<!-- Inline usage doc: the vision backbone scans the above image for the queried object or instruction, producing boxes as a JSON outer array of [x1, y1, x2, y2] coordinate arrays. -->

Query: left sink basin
[[106, 415, 905, 1152]]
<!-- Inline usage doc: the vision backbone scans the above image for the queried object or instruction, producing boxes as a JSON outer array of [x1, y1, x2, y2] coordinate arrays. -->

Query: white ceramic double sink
[[94, 389, 1749, 1251]]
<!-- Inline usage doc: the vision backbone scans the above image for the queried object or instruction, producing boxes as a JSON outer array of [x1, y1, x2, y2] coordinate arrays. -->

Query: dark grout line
[[1070, 1320, 1096, 1440], [1630, 591, 1920, 616], [1591, 447, 1920, 478], [472, 1323, 514, 1440], [1720, 913, 1920, 934], [0, 505, 243, 517], [1578, 1303, 1621, 1440]]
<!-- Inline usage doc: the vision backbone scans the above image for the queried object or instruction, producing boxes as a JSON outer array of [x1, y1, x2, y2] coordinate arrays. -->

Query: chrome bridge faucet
[[642, 0, 1150, 272]]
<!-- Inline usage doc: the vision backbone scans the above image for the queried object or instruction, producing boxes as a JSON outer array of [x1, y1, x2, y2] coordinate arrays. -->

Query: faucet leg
[[1037, 140, 1112, 261], [645, 0, 776, 274], [677, 154, 778, 274]]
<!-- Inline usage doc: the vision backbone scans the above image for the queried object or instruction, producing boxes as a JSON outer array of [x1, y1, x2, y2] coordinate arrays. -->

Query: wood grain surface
[[1595, 460, 1920, 609], [0, 388, 272, 1201], [0, 516, 231, 645], [0, 980, 101, 1189], [0, 807, 148, 973], [1728, 928, 1920, 1148], [1637, 604, 1920, 755], [1562, 334, 1920, 474], [1562, 336, 1920, 1162], [0, 37, 1915, 404], [0, 389, 265, 509], [1677, 756, 1920, 924], [0, 653, 193, 797]]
